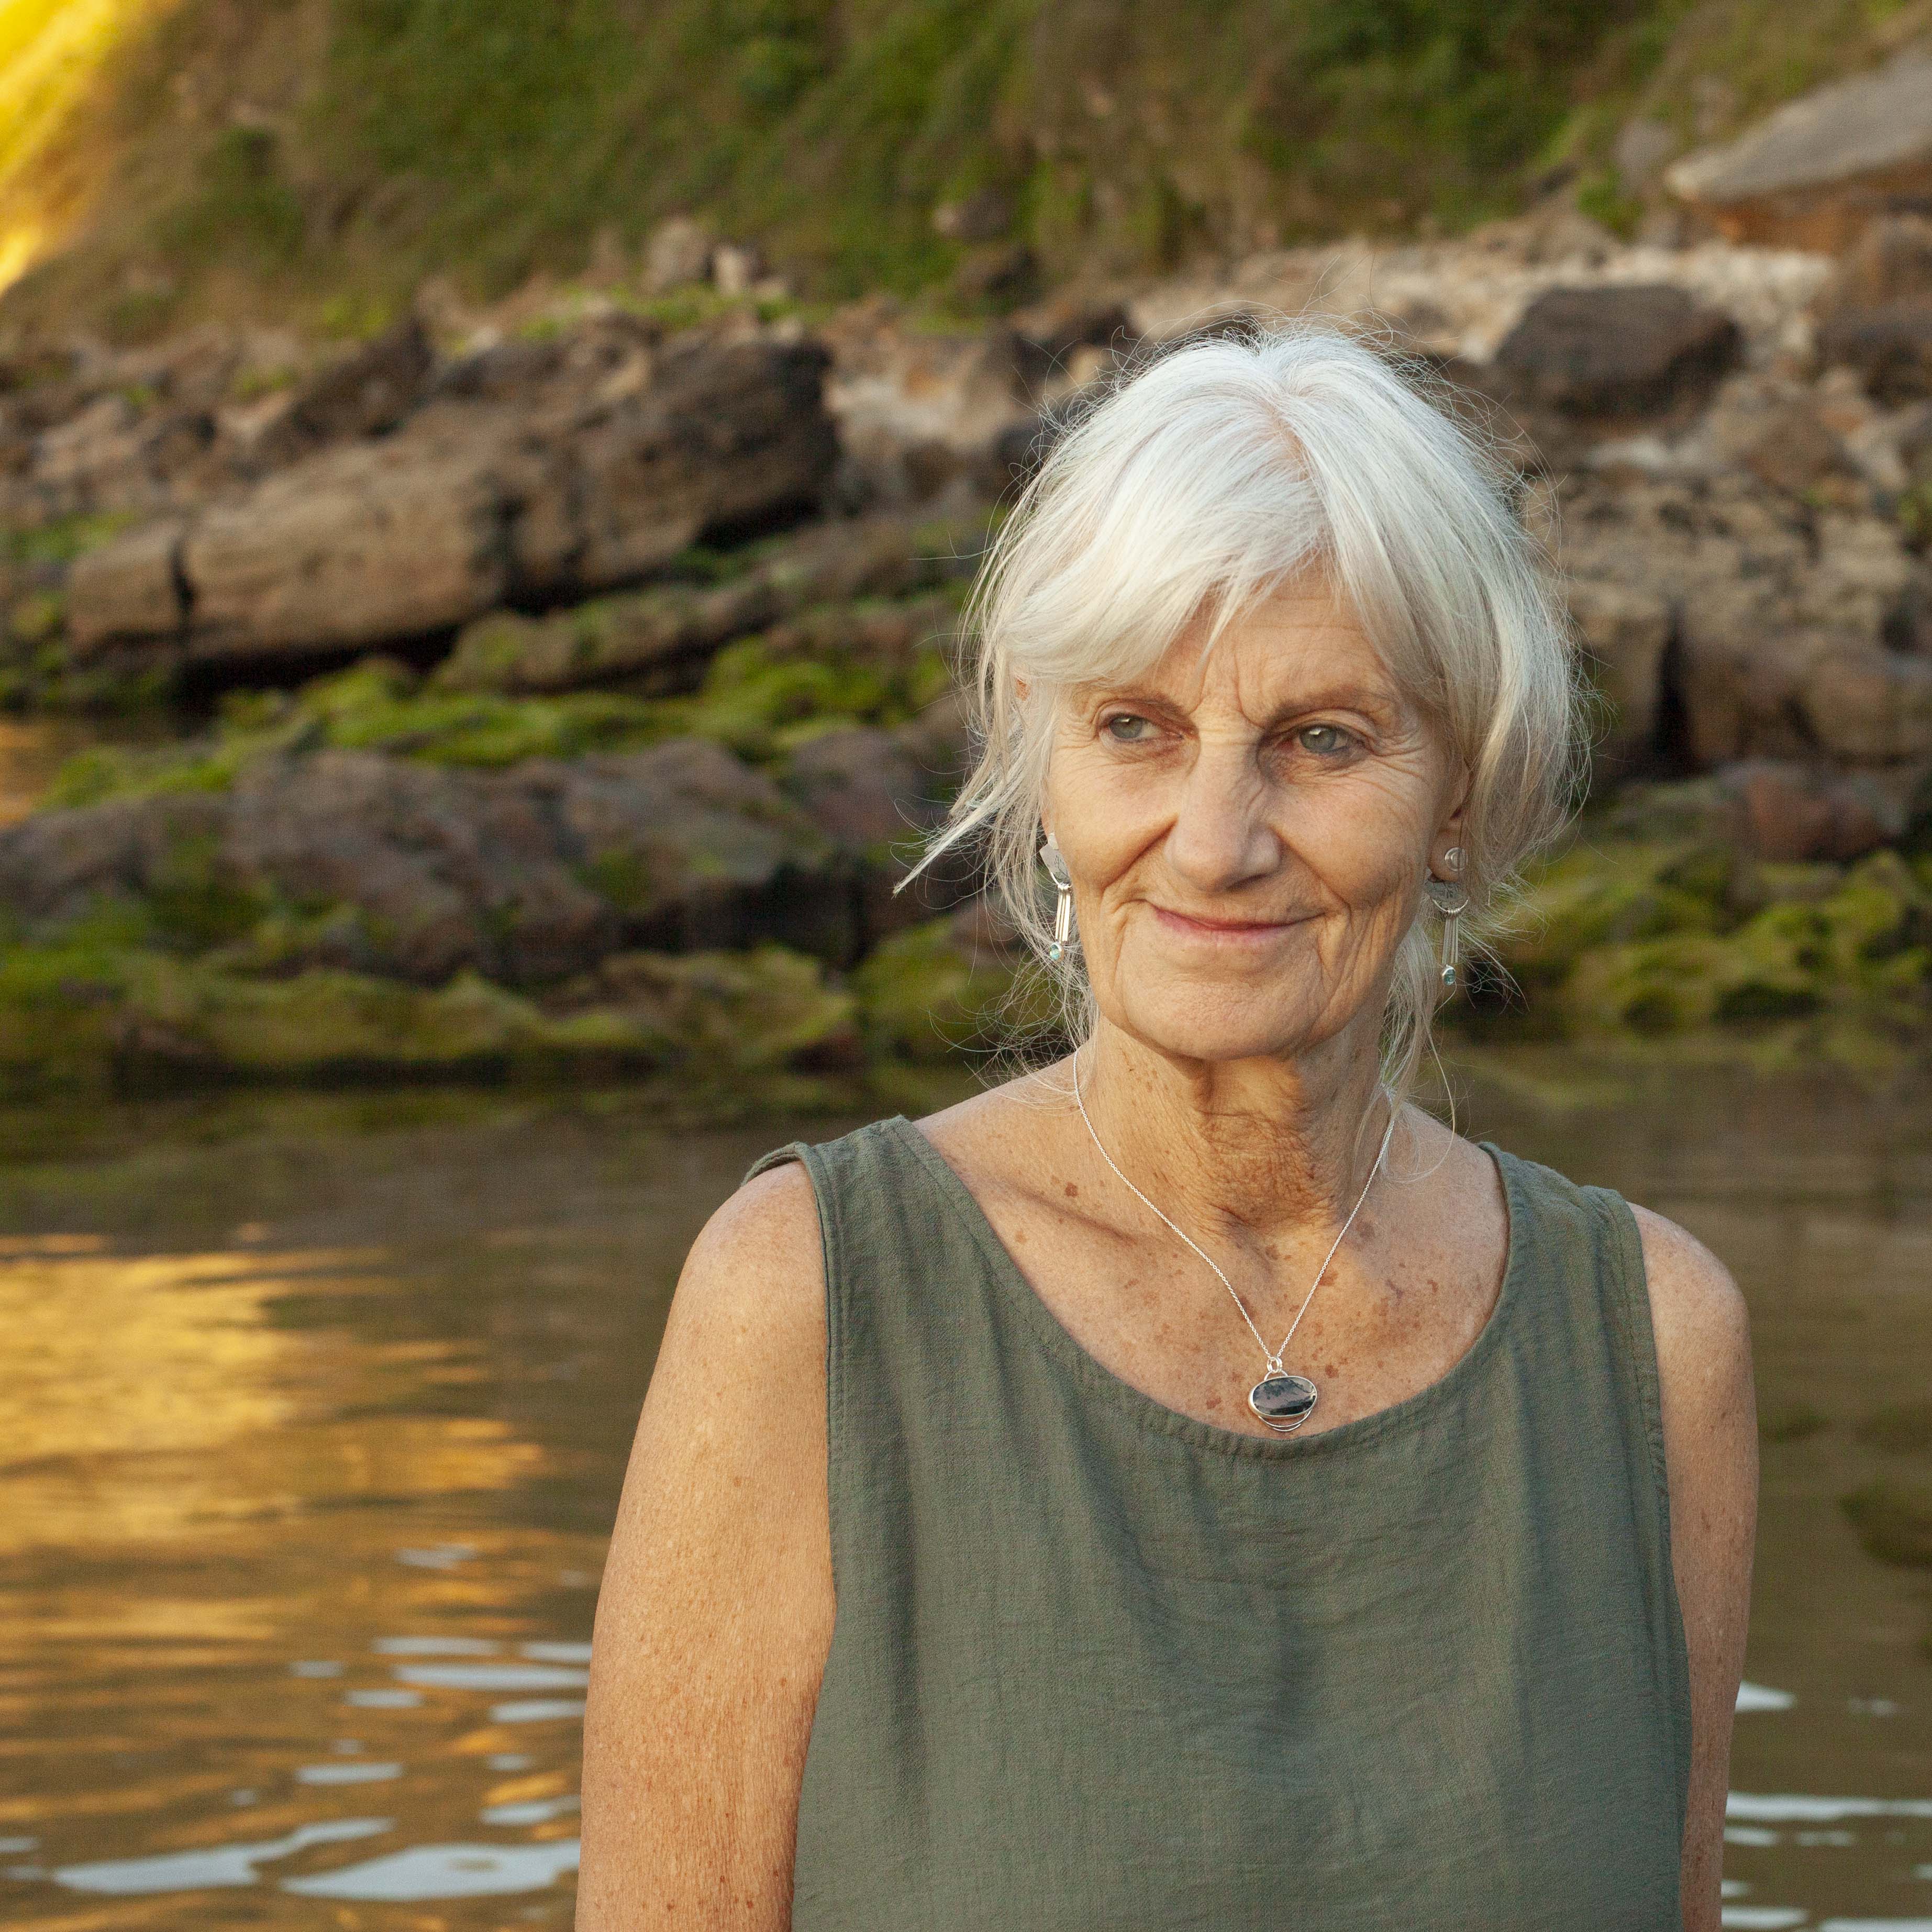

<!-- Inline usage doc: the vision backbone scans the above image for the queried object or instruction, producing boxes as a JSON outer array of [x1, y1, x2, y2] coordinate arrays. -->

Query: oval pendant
[[1249, 1372, 1318, 1435]]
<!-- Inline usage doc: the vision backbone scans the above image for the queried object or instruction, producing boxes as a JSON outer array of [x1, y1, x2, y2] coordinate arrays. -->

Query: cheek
[[1293, 775, 1434, 908], [1044, 744, 1159, 872]]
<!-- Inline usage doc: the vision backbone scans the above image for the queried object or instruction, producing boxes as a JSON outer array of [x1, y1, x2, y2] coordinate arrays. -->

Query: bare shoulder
[[1628, 1204, 1752, 1395], [608, 1155, 828, 1531], [663, 1158, 825, 1364], [628, 1158, 829, 1474]]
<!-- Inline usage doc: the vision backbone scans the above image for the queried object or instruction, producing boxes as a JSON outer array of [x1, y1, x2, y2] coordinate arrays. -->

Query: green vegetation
[[0, 906, 1025, 1100], [0, 934, 866, 1096], [852, 918, 1056, 1065], [41, 630, 954, 806], [8, 0, 1906, 338], [1468, 821, 1932, 1062]]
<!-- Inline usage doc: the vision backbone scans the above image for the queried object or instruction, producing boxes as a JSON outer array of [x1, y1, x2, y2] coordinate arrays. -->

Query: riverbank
[[4, 174, 1932, 1089]]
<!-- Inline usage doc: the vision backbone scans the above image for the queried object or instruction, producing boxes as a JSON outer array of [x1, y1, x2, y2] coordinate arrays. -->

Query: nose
[[1162, 738, 1283, 897]]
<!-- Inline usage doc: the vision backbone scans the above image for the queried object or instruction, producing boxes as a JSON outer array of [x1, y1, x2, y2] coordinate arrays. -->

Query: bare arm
[[578, 1164, 835, 1929], [1633, 1205, 1758, 1932]]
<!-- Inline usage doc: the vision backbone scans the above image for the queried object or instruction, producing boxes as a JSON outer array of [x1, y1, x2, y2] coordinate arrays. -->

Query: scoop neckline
[[884, 1113, 1526, 1463]]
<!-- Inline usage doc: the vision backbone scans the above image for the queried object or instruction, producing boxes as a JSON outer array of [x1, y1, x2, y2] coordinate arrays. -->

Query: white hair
[[909, 317, 1587, 1099]]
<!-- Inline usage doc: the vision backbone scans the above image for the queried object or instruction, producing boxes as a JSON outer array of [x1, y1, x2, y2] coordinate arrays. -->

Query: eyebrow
[[1078, 679, 1404, 726]]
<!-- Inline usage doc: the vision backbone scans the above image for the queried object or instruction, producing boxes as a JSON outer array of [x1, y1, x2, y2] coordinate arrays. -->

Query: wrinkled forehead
[[1059, 575, 1426, 726]]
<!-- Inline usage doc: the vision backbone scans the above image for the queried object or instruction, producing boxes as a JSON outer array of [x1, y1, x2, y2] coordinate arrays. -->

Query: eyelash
[[1098, 714, 1359, 757]]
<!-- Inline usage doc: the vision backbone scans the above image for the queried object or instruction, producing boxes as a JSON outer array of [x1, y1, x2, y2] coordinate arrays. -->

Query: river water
[[0, 1063, 1928, 1929]]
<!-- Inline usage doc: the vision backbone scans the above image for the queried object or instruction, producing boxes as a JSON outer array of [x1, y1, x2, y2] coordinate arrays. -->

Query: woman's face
[[1043, 585, 1465, 1068]]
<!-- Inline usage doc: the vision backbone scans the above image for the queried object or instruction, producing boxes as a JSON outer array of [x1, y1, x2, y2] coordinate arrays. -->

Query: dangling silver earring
[[1040, 838, 1074, 963], [1424, 846, 1468, 992]]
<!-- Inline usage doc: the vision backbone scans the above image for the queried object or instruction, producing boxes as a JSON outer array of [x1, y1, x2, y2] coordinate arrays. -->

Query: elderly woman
[[578, 324, 1757, 1930]]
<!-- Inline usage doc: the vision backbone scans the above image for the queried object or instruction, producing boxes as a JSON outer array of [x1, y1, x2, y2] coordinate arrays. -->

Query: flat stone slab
[[1668, 52, 1932, 204]]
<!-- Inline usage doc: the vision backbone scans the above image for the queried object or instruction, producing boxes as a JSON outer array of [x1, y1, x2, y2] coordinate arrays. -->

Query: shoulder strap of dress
[[1484, 1142, 1691, 1806], [1485, 1146, 1666, 1514]]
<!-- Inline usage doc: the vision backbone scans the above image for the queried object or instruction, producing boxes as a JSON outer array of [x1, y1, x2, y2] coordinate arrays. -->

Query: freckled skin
[[578, 587, 1757, 1932]]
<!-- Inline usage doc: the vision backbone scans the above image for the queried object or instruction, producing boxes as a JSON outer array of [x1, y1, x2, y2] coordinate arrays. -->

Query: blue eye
[[1104, 714, 1154, 742], [1297, 725, 1352, 755]]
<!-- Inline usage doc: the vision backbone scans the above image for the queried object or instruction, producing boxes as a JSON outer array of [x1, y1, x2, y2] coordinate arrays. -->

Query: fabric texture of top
[[746, 1116, 1692, 1930]]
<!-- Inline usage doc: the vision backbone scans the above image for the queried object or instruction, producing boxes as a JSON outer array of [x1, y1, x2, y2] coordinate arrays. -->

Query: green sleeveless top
[[748, 1119, 1691, 1930]]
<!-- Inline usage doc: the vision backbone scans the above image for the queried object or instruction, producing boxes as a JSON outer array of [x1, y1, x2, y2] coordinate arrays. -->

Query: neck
[[1072, 1015, 1392, 1245]]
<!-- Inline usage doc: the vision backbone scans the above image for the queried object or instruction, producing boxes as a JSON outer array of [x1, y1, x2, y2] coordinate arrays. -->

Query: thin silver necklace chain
[[1071, 1049, 1400, 1379]]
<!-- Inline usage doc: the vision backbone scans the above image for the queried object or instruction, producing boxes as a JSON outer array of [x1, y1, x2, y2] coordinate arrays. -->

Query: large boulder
[[61, 518, 191, 652], [1563, 576, 1671, 776], [1491, 285, 1740, 421], [65, 337, 840, 669], [1817, 301, 1932, 408], [281, 315, 435, 444], [780, 724, 967, 942], [0, 736, 855, 984], [434, 512, 945, 696], [1558, 472, 1932, 770], [1715, 759, 1909, 863], [1665, 50, 1932, 252], [177, 432, 519, 662]]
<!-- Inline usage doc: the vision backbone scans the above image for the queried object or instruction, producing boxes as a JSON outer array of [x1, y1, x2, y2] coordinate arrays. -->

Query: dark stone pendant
[[1249, 1372, 1318, 1435]]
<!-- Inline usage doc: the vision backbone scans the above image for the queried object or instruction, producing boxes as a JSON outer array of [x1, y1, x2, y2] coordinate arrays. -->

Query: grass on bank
[[8, 0, 1917, 341]]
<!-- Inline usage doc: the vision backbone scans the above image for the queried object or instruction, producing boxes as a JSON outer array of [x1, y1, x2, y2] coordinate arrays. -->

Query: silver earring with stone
[[1040, 838, 1074, 963], [1425, 846, 1468, 992]]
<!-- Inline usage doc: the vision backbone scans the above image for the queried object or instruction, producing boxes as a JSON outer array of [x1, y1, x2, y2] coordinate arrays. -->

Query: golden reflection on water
[[0, 1073, 1925, 1925]]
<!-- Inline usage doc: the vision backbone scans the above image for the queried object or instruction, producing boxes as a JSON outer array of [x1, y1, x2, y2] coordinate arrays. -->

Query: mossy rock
[[117, 957, 635, 1079], [0, 936, 136, 1092], [551, 945, 859, 1076], [1842, 1480, 1932, 1569], [1503, 841, 1726, 991], [1553, 848, 1932, 1037], [853, 918, 1054, 1064]]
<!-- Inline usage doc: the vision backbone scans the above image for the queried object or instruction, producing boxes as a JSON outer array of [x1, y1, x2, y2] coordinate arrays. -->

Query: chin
[[1109, 986, 1339, 1068]]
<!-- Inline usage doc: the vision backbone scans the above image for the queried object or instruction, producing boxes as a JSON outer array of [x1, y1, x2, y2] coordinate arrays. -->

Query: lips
[[1148, 905, 1305, 939]]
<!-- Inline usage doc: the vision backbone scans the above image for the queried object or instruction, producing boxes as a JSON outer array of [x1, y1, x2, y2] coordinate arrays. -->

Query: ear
[[1430, 766, 1472, 877]]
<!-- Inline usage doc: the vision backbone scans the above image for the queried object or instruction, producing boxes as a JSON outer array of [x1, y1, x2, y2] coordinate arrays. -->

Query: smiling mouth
[[1148, 905, 1305, 939]]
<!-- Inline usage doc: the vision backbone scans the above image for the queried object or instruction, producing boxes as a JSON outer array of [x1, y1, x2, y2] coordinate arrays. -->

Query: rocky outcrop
[[1491, 284, 1740, 424], [1666, 51, 1932, 252], [64, 336, 839, 670], [434, 512, 959, 695], [1558, 470, 1932, 770], [0, 737, 856, 983]]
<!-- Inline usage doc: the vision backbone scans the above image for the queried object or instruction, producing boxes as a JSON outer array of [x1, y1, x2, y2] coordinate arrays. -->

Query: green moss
[[851, 916, 1057, 1063], [1, 512, 138, 571], [1501, 840, 1726, 991], [1842, 1480, 1932, 1569], [0, 931, 869, 1094], [574, 850, 657, 919], [38, 619, 956, 807], [554, 946, 859, 1076], [146, 832, 271, 953], [1512, 839, 1932, 1042], [43, 742, 241, 808]]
